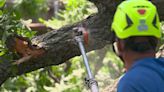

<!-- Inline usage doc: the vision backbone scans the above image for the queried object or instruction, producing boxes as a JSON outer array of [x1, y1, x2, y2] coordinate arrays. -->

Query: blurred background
[[0, 0, 163, 92]]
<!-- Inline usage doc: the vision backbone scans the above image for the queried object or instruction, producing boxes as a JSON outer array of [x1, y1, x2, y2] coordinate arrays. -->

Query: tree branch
[[0, 0, 164, 86]]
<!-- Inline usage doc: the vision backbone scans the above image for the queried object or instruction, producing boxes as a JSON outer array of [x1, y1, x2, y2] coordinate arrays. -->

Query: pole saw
[[74, 26, 99, 92]]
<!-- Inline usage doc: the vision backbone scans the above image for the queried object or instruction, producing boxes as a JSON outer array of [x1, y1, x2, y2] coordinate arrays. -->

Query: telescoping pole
[[74, 27, 99, 92]]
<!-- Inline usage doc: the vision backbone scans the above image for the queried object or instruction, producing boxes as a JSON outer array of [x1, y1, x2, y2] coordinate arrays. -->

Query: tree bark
[[0, 0, 164, 86]]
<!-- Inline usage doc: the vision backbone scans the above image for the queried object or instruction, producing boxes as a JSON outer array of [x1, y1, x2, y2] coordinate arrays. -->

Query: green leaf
[[0, 0, 6, 8], [0, 50, 5, 56], [0, 10, 3, 16]]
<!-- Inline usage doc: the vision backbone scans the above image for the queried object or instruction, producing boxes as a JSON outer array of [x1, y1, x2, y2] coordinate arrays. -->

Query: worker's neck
[[123, 51, 155, 71]]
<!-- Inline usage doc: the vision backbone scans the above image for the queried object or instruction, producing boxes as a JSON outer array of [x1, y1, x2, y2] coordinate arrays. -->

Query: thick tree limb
[[0, 0, 164, 86]]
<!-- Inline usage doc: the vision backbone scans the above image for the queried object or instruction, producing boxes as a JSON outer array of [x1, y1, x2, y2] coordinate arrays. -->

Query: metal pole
[[75, 36, 99, 92]]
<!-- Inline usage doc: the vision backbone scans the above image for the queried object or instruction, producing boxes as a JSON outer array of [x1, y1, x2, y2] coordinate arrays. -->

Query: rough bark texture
[[0, 0, 164, 86]]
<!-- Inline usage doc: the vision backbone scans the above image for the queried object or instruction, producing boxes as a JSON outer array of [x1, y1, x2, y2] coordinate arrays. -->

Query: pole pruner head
[[74, 26, 89, 46]]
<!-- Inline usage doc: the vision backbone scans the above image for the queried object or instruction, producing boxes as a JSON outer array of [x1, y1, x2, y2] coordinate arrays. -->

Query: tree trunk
[[0, 0, 164, 86]]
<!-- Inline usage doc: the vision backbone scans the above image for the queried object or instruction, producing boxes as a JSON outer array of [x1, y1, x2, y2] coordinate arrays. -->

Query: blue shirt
[[117, 57, 164, 92]]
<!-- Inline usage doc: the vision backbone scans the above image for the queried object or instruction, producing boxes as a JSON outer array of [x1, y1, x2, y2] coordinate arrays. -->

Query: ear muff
[[113, 42, 119, 55], [112, 42, 124, 62]]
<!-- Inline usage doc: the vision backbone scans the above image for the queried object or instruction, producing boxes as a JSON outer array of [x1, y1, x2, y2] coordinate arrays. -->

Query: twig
[[46, 67, 60, 83]]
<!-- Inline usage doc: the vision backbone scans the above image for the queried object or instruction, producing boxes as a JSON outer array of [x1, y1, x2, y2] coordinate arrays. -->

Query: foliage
[[39, 0, 97, 29], [0, 0, 5, 9], [1, 48, 123, 92], [7, 0, 49, 20], [0, 1, 36, 62]]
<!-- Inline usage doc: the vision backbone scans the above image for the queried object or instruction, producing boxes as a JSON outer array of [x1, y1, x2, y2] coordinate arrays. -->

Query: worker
[[111, 0, 164, 92]]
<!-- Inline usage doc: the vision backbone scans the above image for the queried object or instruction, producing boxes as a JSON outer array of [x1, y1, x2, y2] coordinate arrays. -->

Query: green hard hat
[[111, 0, 161, 39]]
